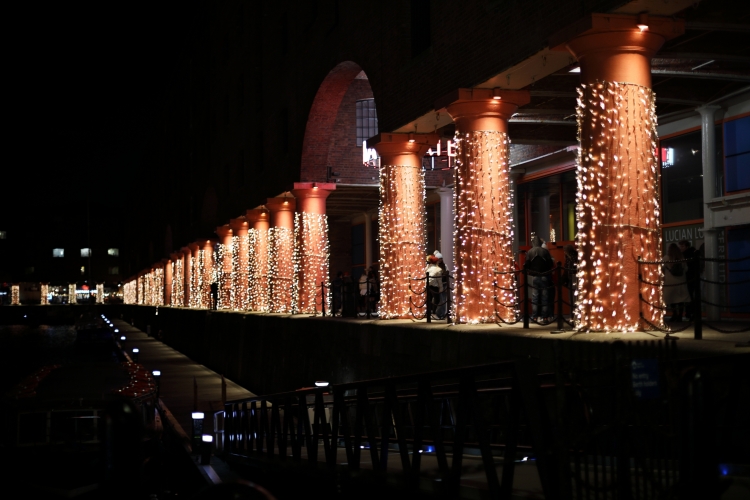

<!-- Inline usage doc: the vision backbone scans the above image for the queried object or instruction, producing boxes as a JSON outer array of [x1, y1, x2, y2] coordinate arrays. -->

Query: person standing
[[434, 250, 448, 319], [426, 255, 443, 318], [526, 235, 554, 322], [663, 243, 691, 322], [678, 239, 698, 320]]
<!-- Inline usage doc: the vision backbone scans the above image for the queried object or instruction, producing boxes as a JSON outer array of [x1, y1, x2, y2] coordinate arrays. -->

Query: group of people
[[663, 239, 700, 322], [526, 235, 578, 322]]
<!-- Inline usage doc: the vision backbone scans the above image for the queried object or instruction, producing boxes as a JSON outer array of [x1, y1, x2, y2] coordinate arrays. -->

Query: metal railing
[[220, 344, 750, 499], [638, 253, 750, 340]]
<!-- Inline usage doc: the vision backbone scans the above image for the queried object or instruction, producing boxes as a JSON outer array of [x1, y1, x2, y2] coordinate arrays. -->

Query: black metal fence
[[314, 255, 750, 338], [221, 343, 750, 499]]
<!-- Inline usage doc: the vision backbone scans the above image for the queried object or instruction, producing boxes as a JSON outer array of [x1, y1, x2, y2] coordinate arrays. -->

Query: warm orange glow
[[575, 81, 662, 332]]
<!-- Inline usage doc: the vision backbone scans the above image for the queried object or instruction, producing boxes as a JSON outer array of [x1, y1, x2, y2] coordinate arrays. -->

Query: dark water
[[0, 322, 119, 395]]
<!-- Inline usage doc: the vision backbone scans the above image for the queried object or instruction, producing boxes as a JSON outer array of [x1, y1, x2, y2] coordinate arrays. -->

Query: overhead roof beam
[[654, 53, 750, 63], [684, 21, 750, 33]]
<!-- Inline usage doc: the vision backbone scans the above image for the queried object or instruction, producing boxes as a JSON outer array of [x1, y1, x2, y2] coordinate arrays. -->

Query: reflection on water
[[0, 324, 78, 394]]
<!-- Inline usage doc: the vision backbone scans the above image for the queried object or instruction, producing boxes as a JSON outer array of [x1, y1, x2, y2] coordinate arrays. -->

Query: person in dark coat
[[526, 235, 554, 321], [678, 239, 698, 320]]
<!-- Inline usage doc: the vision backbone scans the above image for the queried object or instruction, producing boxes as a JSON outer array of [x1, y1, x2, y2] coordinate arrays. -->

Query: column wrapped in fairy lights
[[153, 266, 164, 306], [188, 243, 201, 308], [144, 271, 153, 305], [216, 225, 234, 309], [69, 283, 77, 304], [247, 208, 270, 311], [556, 13, 684, 331], [442, 89, 529, 323], [200, 240, 215, 309], [164, 257, 173, 306], [229, 217, 250, 310], [40, 283, 49, 305], [372, 133, 437, 319], [96, 284, 104, 304], [11, 284, 19, 305], [181, 247, 192, 307], [267, 196, 296, 313], [124, 280, 136, 304], [170, 252, 184, 306], [291, 183, 336, 314]]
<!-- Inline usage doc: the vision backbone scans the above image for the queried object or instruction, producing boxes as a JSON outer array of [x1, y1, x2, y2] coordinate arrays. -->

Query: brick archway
[[300, 61, 374, 183]]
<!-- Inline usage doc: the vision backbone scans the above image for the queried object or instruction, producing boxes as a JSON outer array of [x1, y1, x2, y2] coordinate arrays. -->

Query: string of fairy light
[[574, 81, 662, 332], [248, 229, 269, 311], [453, 130, 516, 324], [216, 242, 232, 309], [378, 162, 426, 319], [11, 285, 20, 305], [96, 284, 104, 304], [172, 258, 184, 307], [69, 284, 77, 304], [40, 284, 49, 305], [268, 227, 295, 313], [124, 281, 136, 304], [293, 212, 330, 314]]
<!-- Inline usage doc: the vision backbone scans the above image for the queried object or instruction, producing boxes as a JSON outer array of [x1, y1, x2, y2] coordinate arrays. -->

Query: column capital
[[440, 89, 530, 132], [159, 258, 170, 266], [188, 242, 200, 254], [696, 104, 722, 117], [551, 13, 684, 87], [266, 195, 297, 213], [200, 239, 214, 252], [369, 132, 439, 167], [170, 252, 183, 261], [229, 217, 250, 235], [246, 207, 271, 230], [215, 224, 233, 245], [292, 182, 336, 214], [267, 196, 297, 230]]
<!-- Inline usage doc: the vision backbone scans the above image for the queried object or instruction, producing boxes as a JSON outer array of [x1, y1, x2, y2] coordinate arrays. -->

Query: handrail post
[[638, 256, 643, 330], [523, 264, 529, 329], [321, 281, 326, 317], [693, 252, 702, 340], [366, 278, 371, 319], [426, 272, 432, 323], [556, 261, 563, 330], [446, 271, 452, 324]]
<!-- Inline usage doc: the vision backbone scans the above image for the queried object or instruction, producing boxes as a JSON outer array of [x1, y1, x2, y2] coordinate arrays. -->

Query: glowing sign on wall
[[661, 147, 674, 168], [362, 140, 379, 167], [426, 139, 456, 170]]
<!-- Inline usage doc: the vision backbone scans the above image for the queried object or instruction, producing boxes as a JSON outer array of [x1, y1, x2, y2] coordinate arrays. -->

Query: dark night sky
[[7, 3, 175, 236]]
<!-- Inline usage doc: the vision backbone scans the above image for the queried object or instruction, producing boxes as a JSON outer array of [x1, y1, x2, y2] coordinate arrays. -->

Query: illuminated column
[[69, 283, 77, 304], [182, 246, 193, 307], [170, 252, 184, 306], [11, 284, 19, 305], [291, 182, 336, 314], [372, 132, 437, 319], [201, 239, 215, 309], [40, 283, 49, 305], [444, 88, 529, 323], [247, 207, 271, 311], [267, 196, 296, 313], [215, 225, 234, 309], [188, 243, 201, 308], [437, 187, 455, 273], [560, 13, 684, 331], [229, 217, 250, 310], [698, 105, 722, 321], [164, 257, 173, 306], [96, 283, 104, 304]]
